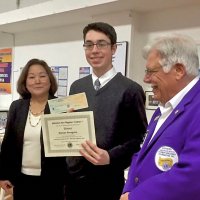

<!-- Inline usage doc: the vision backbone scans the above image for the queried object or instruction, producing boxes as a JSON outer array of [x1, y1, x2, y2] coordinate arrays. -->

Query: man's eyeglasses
[[145, 67, 162, 76], [83, 41, 111, 50]]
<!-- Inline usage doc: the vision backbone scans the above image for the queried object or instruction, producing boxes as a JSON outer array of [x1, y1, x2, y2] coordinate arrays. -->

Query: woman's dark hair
[[17, 58, 58, 99], [83, 22, 117, 45]]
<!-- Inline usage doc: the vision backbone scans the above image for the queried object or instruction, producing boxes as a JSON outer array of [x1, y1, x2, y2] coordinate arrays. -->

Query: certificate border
[[41, 111, 96, 157]]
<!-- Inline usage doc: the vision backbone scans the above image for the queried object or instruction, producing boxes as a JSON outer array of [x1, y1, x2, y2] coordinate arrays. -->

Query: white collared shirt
[[149, 76, 199, 143], [92, 67, 117, 89]]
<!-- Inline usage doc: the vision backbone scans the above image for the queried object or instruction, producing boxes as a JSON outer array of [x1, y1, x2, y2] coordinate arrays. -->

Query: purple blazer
[[123, 79, 200, 200]]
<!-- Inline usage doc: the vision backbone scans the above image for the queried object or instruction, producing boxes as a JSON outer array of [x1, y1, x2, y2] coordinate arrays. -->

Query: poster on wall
[[0, 48, 12, 94], [79, 67, 90, 78], [112, 41, 128, 76], [51, 66, 68, 97]]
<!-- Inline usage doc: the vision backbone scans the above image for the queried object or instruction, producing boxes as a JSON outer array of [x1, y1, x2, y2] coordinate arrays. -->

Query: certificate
[[41, 111, 96, 157], [48, 92, 88, 114]]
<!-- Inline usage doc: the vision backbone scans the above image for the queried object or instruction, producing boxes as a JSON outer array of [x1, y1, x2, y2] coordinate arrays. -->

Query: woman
[[0, 58, 67, 200]]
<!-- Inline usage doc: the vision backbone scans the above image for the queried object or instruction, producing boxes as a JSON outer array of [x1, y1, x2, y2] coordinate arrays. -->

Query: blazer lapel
[[137, 106, 183, 164], [147, 79, 200, 149], [147, 107, 183, 149], [142, 109, 161, 149], [18, 99, 30, 135], [137, 79, 200, 164], [137, 108, 161, 160]]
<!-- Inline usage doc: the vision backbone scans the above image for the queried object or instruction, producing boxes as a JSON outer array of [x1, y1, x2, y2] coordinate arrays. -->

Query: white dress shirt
[[149, 76, 199, 144]]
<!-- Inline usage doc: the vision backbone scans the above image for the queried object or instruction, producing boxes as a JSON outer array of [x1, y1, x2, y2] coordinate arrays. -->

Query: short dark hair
[[17, 58, 58, 99], [83, 22, 117, 45]]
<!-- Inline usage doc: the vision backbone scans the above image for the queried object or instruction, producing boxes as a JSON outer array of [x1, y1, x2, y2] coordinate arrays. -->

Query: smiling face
[[26, 64, 51, 99], [84, 30, 117, 76], [143, 50, 180, 105]]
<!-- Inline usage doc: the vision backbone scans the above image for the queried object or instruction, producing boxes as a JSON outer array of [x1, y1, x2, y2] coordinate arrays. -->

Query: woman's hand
[[0, 180, 13, 193]]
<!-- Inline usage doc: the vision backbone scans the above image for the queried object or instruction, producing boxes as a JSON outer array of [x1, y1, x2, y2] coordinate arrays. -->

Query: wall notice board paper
[[112, 41, 128, 76], [51, 66, 68, 97], [0, 48, 12, 94]]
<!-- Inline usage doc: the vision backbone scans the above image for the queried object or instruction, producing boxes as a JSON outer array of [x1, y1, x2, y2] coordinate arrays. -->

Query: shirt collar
[[159, 76, 199, 112], [92, 67, 117, 87]]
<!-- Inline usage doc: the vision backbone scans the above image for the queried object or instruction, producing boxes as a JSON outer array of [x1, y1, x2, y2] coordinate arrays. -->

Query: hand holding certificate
[[41, 111, 96, 157], [48, 92, 88, 114]]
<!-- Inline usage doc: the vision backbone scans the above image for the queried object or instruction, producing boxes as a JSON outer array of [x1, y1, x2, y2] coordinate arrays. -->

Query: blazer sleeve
[[128, 123, 200, 200]]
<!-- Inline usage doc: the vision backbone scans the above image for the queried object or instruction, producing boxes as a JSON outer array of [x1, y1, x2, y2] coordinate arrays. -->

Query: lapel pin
[[154, 115, 160, 121], [175, 110, 179, 115]]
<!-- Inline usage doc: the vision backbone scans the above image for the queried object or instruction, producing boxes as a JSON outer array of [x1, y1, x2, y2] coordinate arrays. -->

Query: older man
[[121, 34, 200, 200]]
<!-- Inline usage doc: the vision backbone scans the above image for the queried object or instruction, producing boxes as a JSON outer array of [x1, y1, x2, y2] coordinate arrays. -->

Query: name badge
[[155, 146, 178, 171]]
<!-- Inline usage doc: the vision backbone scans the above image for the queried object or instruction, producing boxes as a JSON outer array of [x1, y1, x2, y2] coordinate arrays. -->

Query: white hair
[[143, 34, 199, 76]]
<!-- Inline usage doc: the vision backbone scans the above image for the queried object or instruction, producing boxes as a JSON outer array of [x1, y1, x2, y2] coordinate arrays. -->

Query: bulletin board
[[51, 66, 68, 97], [112, 41, 128, 76], [0, 48, 12, 94]]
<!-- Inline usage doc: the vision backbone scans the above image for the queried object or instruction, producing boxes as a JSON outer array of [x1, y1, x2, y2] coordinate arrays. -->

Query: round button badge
[[155, 146, 178, 171]]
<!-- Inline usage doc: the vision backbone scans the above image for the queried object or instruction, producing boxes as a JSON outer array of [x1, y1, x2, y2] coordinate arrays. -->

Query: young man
[[121, 34, 200, 200], [65, 22, 147, 200]]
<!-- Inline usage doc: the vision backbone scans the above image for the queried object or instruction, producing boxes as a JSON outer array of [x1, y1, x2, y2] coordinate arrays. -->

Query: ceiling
[[1, 0, 200, 13], [0, 0, 49, 13], [0, 0, 200, 33]]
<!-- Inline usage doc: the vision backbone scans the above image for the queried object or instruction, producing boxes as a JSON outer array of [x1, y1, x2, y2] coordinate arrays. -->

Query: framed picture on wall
[[145, 91, 159, 110]]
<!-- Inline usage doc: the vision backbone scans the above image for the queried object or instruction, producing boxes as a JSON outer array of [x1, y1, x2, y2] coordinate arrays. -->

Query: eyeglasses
[[145, 67, 162, 76], [83, 41, 111, 50]]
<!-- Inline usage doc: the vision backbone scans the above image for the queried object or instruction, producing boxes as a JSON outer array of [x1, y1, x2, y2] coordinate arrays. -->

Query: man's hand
[[120, 192, 129, 200], [80, 140, 110, 165]]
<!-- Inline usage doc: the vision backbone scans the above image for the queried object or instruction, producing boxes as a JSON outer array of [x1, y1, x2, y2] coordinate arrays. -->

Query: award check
[[41, 111, 96, 157], [48, 92, 88, 114]]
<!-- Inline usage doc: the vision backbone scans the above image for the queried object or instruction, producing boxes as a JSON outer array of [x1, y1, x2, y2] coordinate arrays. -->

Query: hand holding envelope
[[48, 92, 88, 114]]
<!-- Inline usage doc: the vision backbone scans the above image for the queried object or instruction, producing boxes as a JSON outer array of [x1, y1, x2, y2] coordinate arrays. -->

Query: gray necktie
[[94, 79, 101, 90]]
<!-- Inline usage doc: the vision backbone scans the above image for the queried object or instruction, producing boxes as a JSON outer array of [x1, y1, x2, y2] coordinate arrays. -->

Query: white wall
[[0, 11, 133, 108], [1, 3, 200, 122], [139, 4, 200, 121], [13, 24, 86, 100]]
